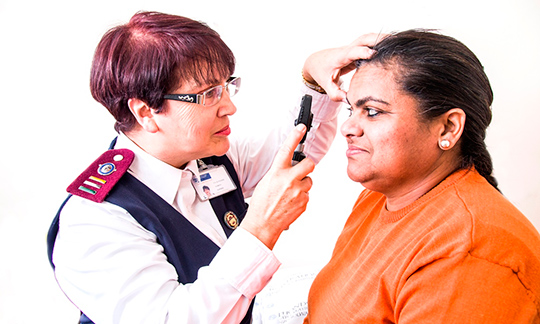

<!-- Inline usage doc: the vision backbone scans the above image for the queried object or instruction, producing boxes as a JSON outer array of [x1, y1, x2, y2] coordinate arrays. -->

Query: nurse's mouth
[[215, 126, 231, 136]]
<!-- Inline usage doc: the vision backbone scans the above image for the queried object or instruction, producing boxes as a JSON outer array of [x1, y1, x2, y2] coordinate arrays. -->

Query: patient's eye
[[346, 106, 353, 117], [365, 107, 380, 117]]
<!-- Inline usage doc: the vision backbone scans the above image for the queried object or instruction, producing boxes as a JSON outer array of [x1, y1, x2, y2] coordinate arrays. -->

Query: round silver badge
[[97, 162, 116, 176]]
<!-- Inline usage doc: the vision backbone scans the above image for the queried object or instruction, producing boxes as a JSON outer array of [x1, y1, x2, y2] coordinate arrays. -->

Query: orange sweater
[[305, 169, 540, 323]]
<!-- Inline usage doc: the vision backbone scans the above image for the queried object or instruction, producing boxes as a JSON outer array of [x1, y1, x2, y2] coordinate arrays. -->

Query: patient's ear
[[128, 98, 159, 133], [437, 108, 466, 150]]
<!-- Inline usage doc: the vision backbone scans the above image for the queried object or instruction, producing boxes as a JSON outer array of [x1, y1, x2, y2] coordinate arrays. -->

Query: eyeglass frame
[[163, 76, 241, 107]]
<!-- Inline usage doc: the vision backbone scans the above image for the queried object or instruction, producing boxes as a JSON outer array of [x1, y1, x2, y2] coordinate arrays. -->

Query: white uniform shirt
[[52, 86, 341, 323]]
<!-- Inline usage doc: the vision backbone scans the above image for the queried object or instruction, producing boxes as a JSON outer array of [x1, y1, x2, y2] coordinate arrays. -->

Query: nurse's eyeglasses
[[163, 77, 241, 107]]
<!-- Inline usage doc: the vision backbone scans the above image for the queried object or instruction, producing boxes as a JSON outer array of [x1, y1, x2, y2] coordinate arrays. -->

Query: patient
[[304, 29, 540, 323]]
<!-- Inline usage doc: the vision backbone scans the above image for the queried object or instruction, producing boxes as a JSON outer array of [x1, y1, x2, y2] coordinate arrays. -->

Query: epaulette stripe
[[89, 176, 107, 184], [83, 180, 102, 189], [78, 186, 97, 195]]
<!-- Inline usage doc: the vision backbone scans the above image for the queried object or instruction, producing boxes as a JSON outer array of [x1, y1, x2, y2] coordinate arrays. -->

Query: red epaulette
[[66, 149, 135, 203]]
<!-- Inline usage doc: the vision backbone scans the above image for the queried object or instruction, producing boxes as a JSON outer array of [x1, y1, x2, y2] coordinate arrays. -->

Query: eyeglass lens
[[203, 77, 241, 106]]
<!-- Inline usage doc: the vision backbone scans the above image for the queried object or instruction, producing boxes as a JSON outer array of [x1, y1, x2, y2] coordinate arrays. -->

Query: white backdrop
[[1, 0, 539, 322]]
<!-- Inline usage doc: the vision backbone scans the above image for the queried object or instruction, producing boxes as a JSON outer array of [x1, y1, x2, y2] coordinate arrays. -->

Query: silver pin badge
[[97, 162, 116, 176]]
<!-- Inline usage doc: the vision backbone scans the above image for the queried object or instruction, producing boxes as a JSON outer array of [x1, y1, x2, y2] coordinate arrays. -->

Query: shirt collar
[[115, 133, 198, 205]]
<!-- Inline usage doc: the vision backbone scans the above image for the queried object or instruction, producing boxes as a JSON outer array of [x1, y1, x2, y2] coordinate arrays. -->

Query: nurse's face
[[156, 77, 237, 167], [341, 64, 442, 197]]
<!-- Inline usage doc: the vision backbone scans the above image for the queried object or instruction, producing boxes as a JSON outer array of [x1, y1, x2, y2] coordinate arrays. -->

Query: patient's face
[[341, 64, 442, 196]]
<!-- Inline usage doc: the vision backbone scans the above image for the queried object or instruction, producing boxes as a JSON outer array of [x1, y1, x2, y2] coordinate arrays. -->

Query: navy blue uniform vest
[[47, 154, 253, 324]]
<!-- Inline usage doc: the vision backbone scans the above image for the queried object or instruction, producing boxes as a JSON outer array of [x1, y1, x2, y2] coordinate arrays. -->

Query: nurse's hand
[[240, 124, 315, 249]]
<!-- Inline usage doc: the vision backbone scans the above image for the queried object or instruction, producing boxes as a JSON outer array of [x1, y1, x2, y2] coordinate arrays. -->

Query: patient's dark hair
[[358, 29, 498, 190]]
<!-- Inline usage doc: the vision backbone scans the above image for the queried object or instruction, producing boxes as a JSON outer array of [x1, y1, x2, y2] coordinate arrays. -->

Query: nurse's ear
[[437, 108, 466, 150], [128, 98, 159, 133]]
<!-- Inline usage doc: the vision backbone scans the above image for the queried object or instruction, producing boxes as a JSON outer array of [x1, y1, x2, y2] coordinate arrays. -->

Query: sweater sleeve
[[396, 252, 539, 324]]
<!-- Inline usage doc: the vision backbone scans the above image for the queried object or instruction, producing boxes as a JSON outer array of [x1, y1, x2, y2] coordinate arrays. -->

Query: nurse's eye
[[205, 87, 219, 99]]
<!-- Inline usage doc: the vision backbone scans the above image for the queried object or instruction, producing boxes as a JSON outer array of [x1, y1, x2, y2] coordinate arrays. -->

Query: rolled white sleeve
[[53, 197, 280, 324], [209, 228, 281, 299]]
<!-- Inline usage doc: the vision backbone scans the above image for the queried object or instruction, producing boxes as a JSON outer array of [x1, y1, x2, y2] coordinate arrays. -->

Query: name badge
[[191, 164, 237, 201]]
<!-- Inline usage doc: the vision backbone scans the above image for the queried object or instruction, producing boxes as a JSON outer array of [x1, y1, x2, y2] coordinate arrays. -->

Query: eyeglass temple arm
[[162, 94, 202, 104]]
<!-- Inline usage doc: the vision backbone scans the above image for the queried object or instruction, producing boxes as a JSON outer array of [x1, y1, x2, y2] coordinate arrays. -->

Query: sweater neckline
[[378, 168, 472, 224]]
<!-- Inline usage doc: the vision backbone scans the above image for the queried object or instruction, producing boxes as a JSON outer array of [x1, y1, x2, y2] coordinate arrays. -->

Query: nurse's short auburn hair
[[90, 11, 236, 133]]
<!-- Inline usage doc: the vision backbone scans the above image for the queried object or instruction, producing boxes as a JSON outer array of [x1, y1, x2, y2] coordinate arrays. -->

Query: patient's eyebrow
[[353, 96, 390, 108]]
